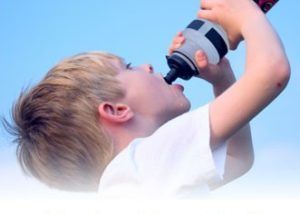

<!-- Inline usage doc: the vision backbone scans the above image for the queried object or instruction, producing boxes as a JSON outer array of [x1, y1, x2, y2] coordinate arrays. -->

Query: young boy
[[5, 0, 290, 198]]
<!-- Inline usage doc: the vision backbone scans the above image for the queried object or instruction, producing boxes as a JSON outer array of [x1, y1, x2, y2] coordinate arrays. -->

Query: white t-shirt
[[98, 104, 227, 198]]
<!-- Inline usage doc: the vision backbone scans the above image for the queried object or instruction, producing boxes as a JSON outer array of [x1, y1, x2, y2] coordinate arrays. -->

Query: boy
[[4, 0, 290, 197]]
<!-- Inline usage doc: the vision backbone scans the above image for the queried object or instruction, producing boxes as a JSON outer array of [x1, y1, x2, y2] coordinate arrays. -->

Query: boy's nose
[[140, 64, 154, 73]]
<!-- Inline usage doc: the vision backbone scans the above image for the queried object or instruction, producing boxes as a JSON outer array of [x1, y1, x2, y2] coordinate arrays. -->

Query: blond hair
[[4, 51, 125, 191]]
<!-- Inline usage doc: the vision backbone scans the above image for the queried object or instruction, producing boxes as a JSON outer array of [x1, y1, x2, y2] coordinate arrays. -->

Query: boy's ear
[[98, 102, 134, 123]]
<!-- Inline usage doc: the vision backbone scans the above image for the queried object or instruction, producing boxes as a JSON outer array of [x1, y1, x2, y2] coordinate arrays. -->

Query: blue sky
[[0, 0, 299, 199]]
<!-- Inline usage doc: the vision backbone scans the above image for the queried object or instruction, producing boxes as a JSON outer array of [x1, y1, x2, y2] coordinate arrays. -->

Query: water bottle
[[164, 0, 279, 84]]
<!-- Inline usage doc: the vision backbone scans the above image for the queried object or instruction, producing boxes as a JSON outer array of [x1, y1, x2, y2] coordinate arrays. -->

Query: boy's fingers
[[168, 47, 175, 55], [169, 43, 181, 55], [176, 31, 183, 37], [195, 50, 208, 69], [169, 34, 186, 55], [173, 36, 185, 45], [219, 57, 230, 65], [168, 45, 176, 55]]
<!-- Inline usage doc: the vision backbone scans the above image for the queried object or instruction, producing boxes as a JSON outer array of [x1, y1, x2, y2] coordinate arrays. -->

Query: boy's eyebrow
[[119, 59, 129, 68]]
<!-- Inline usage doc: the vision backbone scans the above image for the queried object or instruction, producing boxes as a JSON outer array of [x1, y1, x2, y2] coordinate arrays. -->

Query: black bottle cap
[[164, 53, 198, 84], [164, 68, 178, 84]]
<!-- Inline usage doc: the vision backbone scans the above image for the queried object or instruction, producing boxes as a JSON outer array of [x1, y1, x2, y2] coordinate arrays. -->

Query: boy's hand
[[169, 32, 235, 89], [194, 50, 235, 89], [198, 0, 263, 49]]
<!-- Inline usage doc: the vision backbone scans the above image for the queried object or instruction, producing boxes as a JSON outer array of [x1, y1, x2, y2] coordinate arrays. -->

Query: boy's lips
[[172, 83, 184, 92]]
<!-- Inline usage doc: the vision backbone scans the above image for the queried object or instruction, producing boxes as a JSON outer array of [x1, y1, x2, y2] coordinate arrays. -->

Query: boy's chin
[[184, 101, 191, 112], [175, 100, 191, 116]]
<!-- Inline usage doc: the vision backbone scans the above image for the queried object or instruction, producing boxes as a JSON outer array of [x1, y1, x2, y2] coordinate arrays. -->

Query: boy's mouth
[[172, 83, 184, 92]]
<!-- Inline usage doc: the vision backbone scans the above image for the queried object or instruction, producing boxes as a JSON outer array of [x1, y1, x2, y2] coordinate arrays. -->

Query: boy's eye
[[126, 63, 132, 70]]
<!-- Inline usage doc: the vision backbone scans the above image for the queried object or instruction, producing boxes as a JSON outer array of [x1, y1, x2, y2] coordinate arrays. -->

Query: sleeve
[[131, 104, 227, 197]]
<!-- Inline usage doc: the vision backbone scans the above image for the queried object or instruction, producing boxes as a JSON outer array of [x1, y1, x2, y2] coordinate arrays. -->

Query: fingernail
[[178, 31, 183, 36]]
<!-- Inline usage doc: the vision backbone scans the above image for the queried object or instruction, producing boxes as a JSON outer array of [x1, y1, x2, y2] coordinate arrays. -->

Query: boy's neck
[[108, 115, 163, 157]]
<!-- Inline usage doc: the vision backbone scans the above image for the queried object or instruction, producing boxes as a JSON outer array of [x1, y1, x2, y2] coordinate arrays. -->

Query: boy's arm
[[169, 0, 289, 185], [199, 0, 290, 146], [196, 53, 254, 185], [170, 35, 254, 185], [199, 0, 290, 183], [195, 0, 289, 185], [212, 70, 254, 186]]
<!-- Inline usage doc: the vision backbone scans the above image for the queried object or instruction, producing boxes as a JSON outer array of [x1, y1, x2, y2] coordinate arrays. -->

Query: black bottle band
[[205, 28, 228, 59], [187, 20, 228, 60], [187, 20, 205, 30]]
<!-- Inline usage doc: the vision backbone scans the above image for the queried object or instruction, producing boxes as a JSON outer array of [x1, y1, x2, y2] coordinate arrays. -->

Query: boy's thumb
[[195, 50, 208, 69]]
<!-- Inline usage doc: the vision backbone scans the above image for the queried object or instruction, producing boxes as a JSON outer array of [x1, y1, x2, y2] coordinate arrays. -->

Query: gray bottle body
[[164, 18, 229, 84], [177, 18, 229, 65]]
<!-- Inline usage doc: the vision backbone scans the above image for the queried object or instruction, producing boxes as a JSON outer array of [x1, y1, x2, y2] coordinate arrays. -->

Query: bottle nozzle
[[164, 68, 178, 84]]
